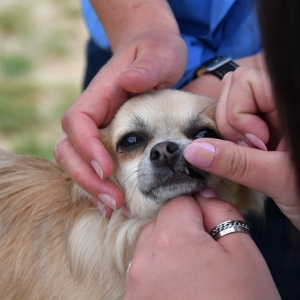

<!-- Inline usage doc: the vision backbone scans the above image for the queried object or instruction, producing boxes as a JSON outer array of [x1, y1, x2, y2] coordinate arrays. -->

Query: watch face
[[204, 56, 231, 71]]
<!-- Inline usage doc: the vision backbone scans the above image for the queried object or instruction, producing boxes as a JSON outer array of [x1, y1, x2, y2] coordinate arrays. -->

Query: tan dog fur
[[0, 90, 264, 299]]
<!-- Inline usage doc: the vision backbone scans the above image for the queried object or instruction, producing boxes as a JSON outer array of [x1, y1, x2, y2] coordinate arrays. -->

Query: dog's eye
[[118, 133, 146, 149], [194, 128, 220, 139]]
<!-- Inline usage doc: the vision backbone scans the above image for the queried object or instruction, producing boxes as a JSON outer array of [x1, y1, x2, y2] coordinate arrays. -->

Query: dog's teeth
[[185, 168, 190, 175]]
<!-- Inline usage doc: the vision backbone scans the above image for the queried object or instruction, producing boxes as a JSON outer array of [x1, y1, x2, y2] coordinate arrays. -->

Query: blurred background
[[0, 0, 88, 159]]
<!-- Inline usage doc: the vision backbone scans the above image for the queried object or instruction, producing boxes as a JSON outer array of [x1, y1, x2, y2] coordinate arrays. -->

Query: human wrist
[[182, 73, 221, 100]]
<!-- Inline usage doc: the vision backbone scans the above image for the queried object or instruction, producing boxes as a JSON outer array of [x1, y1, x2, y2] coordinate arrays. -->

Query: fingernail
[[245, 133, 267, 151], [183, 143, 216, 168], [97, 201, 107, 217], [199, 187, 217, 198], [122, 204, 133, 218], [91, 160, 104, 180], [122, 68, 146, 74], [98, 193, 116, 210]]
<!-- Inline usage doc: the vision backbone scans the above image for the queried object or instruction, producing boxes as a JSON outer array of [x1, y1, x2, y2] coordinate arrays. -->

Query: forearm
[[90, 0, 180, 52]]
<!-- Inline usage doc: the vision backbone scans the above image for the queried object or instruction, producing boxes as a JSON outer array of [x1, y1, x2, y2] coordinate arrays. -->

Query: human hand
[[216, 67, 281, 150], [184, 68, 300, 229], [182, 53, 266, 101], [54, 32, 187, 217], [125, 191, 279, 299]]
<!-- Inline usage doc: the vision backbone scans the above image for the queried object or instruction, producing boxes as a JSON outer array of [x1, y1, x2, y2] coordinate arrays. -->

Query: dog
[[0, 90, 264, 299]]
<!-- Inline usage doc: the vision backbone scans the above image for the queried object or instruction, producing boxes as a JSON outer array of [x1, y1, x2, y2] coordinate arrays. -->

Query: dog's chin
[[140, 167, 209, 202], [144, 181, 205, 202]]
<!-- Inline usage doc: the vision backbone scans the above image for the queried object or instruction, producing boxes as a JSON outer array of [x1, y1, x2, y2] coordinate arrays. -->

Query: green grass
[[0, 80, 39, 133], [13, 133, 56, 159], [0, 5, 31, 34], [0, 54, 33, 77], [0, 0, 85, 159]]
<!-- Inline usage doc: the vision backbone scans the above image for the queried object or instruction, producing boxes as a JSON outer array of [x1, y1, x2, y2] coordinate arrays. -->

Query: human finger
[[127, 193, 279, 299], [195, 191, 280, 299], [216, 72, 248, 144], [195, 191, 252, 250], [90, 198, 114, 218], [119, 34, 187, 93], [184, 138, 293, 200], [217, 68, 281, 149], [136, 195, 204, 246], [54, 132, 124, 211]]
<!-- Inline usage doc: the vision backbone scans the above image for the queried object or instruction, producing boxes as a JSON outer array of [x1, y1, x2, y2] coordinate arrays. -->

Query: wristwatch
[[194, 56, 239, 80]]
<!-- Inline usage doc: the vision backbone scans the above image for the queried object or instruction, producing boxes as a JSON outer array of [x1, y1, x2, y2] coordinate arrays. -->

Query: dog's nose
[[150, 141, 179, 165]]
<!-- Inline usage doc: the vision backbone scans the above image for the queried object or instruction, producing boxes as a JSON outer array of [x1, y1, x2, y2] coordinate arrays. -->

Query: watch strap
[[212, 60, 239, 79], [194, 56, 239, 80]]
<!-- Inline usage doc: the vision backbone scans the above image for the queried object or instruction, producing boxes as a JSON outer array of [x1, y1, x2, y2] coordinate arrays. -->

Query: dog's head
[[101, 90, 264, 219]]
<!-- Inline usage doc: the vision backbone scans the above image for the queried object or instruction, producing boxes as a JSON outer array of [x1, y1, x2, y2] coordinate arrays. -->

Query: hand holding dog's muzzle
[[125, 191, 279, 300], [183, 129, 300, 231]]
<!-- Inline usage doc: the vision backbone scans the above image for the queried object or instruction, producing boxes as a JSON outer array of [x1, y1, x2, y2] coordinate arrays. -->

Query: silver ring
[[209, 220, 250, 241]]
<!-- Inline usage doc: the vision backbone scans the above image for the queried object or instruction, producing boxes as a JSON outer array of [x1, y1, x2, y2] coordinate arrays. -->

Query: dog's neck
[[70, 183, 148, 283]]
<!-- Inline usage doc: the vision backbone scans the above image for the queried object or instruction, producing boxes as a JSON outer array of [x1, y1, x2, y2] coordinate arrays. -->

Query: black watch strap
[[194, 56, 239, 80]]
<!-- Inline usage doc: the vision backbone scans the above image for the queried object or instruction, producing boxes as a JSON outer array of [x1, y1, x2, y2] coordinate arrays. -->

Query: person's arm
[[54, 1, 187, 217], [91, 0, 179, 52], [90, 0, 187, 95], [125, 192, 280, 299]]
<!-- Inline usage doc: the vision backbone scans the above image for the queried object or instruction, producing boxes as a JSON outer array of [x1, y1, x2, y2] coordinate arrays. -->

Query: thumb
[[119, 47, 186, 93], [183, 138, 292, 198]]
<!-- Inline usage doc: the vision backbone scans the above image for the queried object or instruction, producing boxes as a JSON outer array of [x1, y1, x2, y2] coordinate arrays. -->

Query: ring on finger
[[210, 220, 250, 241]]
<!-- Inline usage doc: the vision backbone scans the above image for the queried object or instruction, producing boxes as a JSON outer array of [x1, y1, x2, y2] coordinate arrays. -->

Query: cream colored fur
[[0, 90, 264, 299]]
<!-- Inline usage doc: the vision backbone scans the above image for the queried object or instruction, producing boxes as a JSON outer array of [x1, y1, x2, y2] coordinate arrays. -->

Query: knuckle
[[230, 67, 250, 82], [221, 146, 248, 182], [227, 113, 240, 129], [221, 71, 233, 85], [53, 133, 68, 164], [211, 200, 240, 217], [153, 227, 175, 251], [53, 146, 60, 163], [61, 109, 71, 132], [53, 142, 63, 164], [128, 258, 145, 284]]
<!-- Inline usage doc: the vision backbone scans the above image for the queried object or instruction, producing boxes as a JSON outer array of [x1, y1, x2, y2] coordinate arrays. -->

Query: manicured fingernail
[[122, 68, 146, 74], [183, 143, 216, 168], [199, 187, 217, 198], [245, 133, 267, 151], [97, 201, 107, 217], [91, 160, 103, 180], [98, 193, 116, 210], [122, 204, 133, 218]]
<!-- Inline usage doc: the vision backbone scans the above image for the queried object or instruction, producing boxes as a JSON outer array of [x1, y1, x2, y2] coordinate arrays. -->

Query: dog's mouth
[[184, 163, 206, 180], [161, 163, 205, 181], [140, 161, 208, 201]]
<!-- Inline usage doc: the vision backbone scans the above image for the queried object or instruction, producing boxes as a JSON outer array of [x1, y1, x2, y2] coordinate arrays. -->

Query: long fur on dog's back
[[0, 149, 145, 300]]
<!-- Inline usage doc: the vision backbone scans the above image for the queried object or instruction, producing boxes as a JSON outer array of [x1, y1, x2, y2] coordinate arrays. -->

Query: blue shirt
[[81, 0, 262, 87]]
